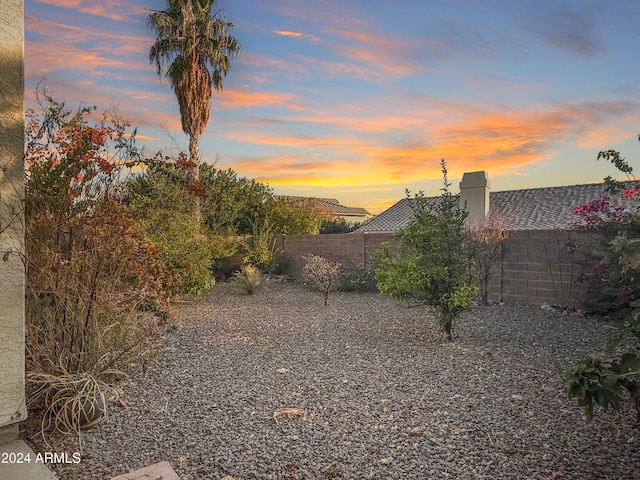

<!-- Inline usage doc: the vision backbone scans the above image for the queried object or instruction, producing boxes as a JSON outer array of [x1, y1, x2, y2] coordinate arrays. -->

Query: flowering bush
[[571, 144, 640, 318], [572, 196, 627, 226], [563, 137, 640, 424], [25, 90, 165, 377]]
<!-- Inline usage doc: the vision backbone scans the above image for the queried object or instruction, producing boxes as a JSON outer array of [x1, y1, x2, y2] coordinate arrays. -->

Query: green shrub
[[126, 159, 215, 295], [320, 217, 363, 234]]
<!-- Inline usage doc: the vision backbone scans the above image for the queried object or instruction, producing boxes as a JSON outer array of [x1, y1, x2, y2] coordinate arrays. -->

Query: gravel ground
[[22, 280, 640, 479]]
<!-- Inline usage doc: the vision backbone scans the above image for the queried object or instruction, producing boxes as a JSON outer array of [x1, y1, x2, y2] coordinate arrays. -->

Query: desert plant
[[374, 160, 478, 341], [303, 254, 342, 305], [244, 209, 279, 272], [231, 264, 263, 294], [336, 261, 378, 292], [28, 367, 127, 452]]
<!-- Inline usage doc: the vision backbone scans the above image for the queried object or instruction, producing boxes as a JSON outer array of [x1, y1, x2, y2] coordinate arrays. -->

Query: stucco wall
[[0, 0, 26, 429]]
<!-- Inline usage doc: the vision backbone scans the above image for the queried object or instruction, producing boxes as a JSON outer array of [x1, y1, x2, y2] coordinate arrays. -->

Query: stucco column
[[0, 0, 26, 437]]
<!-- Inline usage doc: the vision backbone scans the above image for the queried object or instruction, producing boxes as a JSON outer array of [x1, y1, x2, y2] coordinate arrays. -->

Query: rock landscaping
[[23, 281, 640, 479]]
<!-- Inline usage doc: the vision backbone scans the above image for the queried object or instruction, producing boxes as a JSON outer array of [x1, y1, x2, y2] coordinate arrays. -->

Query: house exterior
[[0, 0, 26, 441], [277, 196, 372, 224], [360, 171, 640, 233]]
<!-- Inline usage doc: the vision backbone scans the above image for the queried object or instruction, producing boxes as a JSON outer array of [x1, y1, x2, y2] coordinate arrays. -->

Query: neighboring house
[[360, 171, 640, 232], [278, 196, 372, 223]]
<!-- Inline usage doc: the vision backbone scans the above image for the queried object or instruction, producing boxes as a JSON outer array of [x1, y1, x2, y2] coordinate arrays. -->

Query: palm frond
[[147, 0, 240, 160]]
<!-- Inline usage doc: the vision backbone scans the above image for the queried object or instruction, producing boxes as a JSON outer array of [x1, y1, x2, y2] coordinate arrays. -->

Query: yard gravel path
[[23, 281, 640, 479]]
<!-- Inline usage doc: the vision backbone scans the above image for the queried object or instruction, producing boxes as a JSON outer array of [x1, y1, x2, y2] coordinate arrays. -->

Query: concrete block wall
[[488, 230, 595, 307], [275, 232, 393, 279], [275, 230, 596, 308]]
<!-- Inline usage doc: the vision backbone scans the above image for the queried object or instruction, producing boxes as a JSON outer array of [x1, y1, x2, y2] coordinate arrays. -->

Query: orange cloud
[[26, 40, 127, 76], [218, 98, 637, 193], [25, 17, 151, 77], [214, 88, 303, 110]]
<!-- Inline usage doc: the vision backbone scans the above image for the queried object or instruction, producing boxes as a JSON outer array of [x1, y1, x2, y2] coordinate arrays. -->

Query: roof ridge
[[491, 180, 635, 195]]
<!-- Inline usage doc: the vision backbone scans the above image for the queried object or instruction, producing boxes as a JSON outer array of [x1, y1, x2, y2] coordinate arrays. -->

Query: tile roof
[[360, 182, 640, 232], [277, 196, 371, 217]]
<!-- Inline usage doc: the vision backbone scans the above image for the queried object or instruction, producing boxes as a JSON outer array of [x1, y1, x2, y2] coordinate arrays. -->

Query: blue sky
[[24, 0, 640, 213]]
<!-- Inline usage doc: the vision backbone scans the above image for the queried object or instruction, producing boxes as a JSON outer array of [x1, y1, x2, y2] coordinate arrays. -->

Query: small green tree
[[374, 160, 477, 341]]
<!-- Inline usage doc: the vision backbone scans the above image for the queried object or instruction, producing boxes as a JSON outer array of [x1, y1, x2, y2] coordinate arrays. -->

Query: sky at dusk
[[24, 0, 640, 213]]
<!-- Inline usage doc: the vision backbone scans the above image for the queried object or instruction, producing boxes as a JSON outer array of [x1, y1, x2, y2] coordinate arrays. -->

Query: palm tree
[[147, 0, 239, 189]]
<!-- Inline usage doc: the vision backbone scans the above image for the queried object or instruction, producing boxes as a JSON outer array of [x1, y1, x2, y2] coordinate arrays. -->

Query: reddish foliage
[[187, 179, 206, 198], [176, 151, 197, 171]]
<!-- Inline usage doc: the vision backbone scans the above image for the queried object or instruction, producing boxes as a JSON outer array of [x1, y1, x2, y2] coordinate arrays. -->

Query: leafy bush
[[200, 165, 272, 235], [126, 156, 215, 294], [303, 254, 342, 305], [561, 305, 640, 422], [374, 160, 477, 341], [268, 196, 325, 235], [320, 217, 363, 234], [199, 166, 325, 273]]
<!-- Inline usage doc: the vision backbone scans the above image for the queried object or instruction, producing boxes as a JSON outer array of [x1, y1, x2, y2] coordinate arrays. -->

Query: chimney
[[459, 171, 490, 225]]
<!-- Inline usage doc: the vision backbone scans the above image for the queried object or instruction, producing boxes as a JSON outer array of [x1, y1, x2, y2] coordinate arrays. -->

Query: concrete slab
[[110, 461, 180, 480], [0, 438, 58, 480]]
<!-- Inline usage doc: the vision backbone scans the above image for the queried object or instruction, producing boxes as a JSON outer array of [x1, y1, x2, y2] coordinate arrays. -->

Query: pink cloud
[[33, 0, 148, 21], [274, 30, 321, 42]]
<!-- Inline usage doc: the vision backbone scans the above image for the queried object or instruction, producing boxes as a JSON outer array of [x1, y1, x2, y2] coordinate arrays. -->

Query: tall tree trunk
[[188, 133, 202, 227]]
